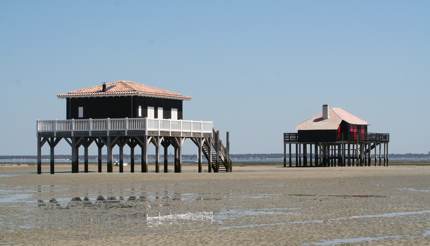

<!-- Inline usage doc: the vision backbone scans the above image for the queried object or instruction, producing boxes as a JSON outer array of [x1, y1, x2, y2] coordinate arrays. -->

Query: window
[[171, 108, 178, 120], [157, 107, 163, 119], [138, 106, 142, 117], [147, 107, 155, 119], [78, 106, 84, 118]]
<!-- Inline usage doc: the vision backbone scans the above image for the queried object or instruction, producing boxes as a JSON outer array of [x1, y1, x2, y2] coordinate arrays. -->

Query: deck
[[37, 118, 214, 138], [283, 132, 390, 143]]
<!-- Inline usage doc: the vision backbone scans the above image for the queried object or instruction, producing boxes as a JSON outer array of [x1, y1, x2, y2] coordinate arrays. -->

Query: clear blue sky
[[1, 1, 429, 155]]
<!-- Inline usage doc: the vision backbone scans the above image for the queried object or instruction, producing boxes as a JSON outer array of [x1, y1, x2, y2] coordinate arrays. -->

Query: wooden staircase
[[202, 129, 232, 172]]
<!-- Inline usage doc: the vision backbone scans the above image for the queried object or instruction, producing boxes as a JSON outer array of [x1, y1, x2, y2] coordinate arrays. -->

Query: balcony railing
[[37, 118, 213, 135]]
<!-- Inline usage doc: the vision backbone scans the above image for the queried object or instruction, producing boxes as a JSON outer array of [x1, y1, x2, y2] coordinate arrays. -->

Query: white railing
[[37, 118, 213, 134]]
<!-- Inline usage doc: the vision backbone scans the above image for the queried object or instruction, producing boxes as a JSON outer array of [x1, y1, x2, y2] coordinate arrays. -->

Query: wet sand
[[1, 164, 430, 245]]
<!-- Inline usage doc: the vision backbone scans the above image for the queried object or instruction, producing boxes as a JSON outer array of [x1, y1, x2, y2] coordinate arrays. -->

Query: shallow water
[[1, 167, 430, 245]]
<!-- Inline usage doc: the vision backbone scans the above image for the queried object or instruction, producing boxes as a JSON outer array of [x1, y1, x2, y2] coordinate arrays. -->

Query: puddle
[[147, 212, 215, 225], [305, 235, 402, 246], [0, 189, 33, 204], [220, 219, 324, 230], [399, 188, 430, 193], [0, 173, 18, 178], [146, 207, 299, 226], [288, 194, 386, 198], [346, 210, 430, 219]]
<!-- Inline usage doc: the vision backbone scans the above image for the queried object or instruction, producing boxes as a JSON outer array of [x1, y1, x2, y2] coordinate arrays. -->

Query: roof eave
[[57, 93, 192, 101]]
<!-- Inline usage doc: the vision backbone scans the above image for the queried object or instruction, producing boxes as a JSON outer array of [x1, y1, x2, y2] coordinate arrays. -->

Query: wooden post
[[295, 144, 298, 167], [379, 143, 382, 166], [48, 138, 56, 174], [119, 142, 124, 173], [130, 146, 135, 173], [347, 143, 351, 166], [71, 138, 79, 173], [174, 138, 182, 173], [37, 136, 42, 174], [299, 144, 302, 167], [283, 137, 287, 167], [289, 143, 292, 167], [314, 143, 318, 166], [141, 137, 148, 173], [309, 144, 313, 167], [164, 143, 169, 173], [208, 137, 212, 173], [97, 144, 103, 173], [107, 137, 113, 173], [226, 131, 231, 172], [155, 138, 160, 173], [198, 138, 202, 173], [386, 143, 389, 166], [84, 145, 89, 173], [303, 144, 307, 167]]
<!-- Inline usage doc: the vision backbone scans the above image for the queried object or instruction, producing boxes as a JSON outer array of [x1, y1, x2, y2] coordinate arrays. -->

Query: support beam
[[314, 144, 318, 167], [119, 142, 124, 173], [163, 142, 169, 173], [289, 143, 292, 167], [130, 146, 135, 173], [198, 138, 203, 173], [155, 137, 160, 173], [37, 135, 42, 174], [283, 139, 287, 168], [208, 137, 212, 173], [107, 137, 113, 173]]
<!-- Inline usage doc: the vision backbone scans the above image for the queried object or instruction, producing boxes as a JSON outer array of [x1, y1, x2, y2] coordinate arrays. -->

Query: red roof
[[57, 80, 191, 100], [297, 106, 368, 131]]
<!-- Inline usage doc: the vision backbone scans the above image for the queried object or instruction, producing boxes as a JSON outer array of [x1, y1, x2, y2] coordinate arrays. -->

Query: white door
[[157, 107, 163, 119], [171, 108, 178, 120], [138, 106, 142, 117], [78, 106, 84, 118], [147, 107, 155, 119]]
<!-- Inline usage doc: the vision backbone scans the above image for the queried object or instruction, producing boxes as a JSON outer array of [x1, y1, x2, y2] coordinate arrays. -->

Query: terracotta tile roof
[[297, 106, 368, 131], [57, 80, 191, 100]]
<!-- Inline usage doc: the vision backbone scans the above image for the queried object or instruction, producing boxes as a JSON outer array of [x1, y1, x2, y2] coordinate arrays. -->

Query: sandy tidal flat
[[1, 164, 430, 245]]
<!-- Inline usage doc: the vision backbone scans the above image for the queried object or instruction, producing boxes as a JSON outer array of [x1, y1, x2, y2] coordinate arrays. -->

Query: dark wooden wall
[[66, 96, 183, 119], [298, 121, 368, 142]]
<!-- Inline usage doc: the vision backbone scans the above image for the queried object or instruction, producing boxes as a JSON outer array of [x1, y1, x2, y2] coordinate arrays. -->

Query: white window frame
[[147, 106, 155, 119], [138, 105, 142, 117], [157, 107, 163, 119], [78, 106, 84, 118], [171, 108, 178, 120]]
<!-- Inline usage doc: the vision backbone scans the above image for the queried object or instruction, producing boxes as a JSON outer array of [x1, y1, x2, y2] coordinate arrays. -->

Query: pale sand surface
[[1, 164, 430, 245]]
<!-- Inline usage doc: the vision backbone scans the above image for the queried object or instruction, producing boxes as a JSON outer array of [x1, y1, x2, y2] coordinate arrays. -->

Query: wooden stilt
[[289, 143, 292, 167], [163, 142, 169, 173], [155, 137, 160, 173], [379, 143, 382, 166], [208, 137, 212, 173], [47, 137, 61, 174], [314, 144, 318, 166], [96, 140, 103, 173], [130, 146, 135, 173], [71, 137, 78, 173], [303, 144, 307, 167], [84, 145, 89, 173], [119, 142, 124, 173], [283, 139, 287, 168], [198, 138, 203, 173], [37, 135, 42, 174], [310, 144, 313, 166], [295, 144, 299, 167], [142, 138, 148, 173], [107, 137, 113, 173]]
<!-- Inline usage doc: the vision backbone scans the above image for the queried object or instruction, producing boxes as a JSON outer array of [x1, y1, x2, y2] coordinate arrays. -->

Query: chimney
[[322, 104, 329, 120], [102, 83, 106, 92]]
